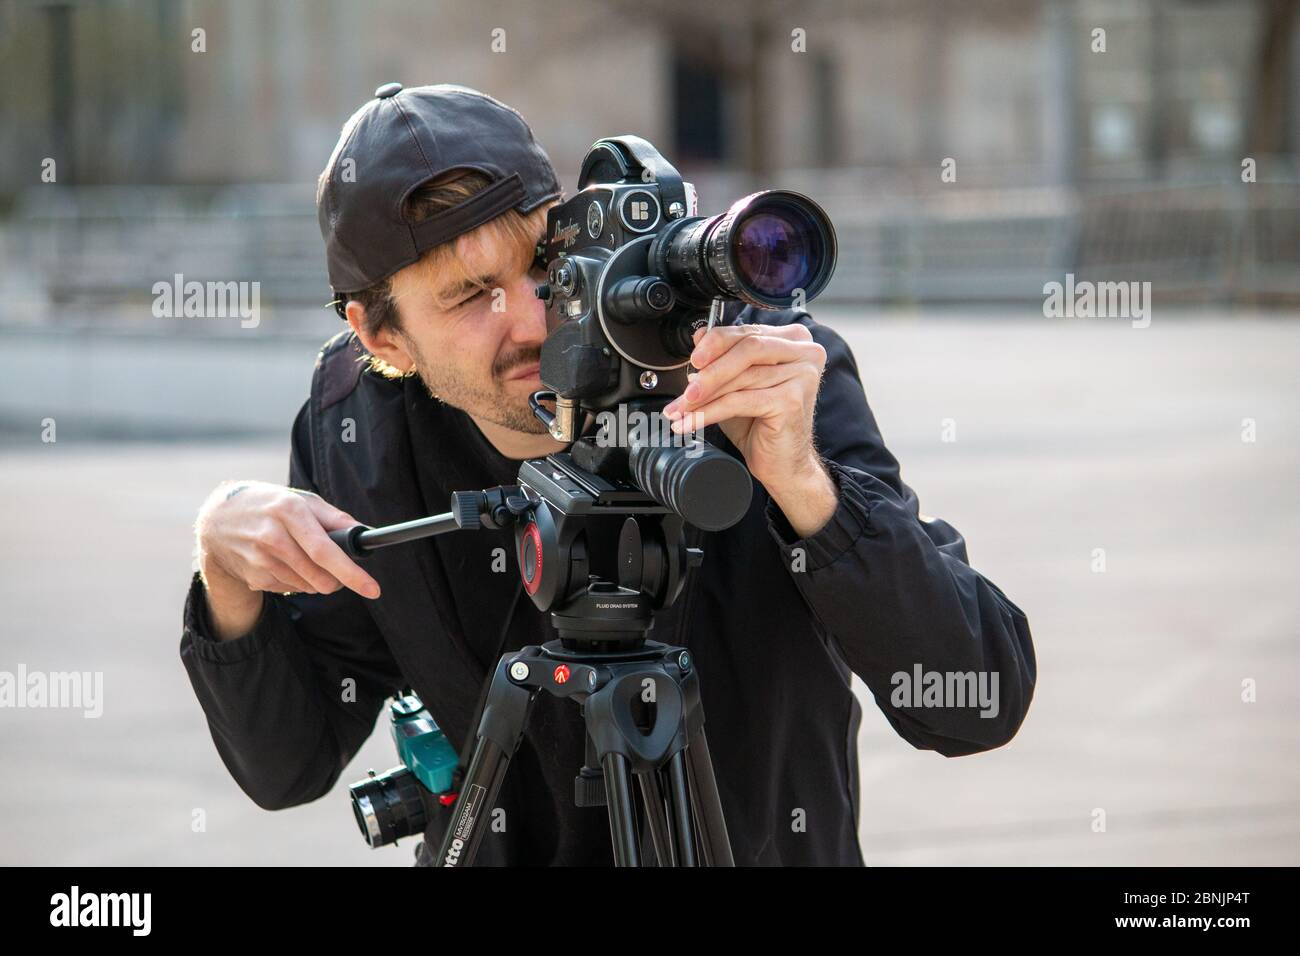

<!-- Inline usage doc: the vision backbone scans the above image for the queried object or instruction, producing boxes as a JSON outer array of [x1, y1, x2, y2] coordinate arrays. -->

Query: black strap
[[409, 173, 526, 255]]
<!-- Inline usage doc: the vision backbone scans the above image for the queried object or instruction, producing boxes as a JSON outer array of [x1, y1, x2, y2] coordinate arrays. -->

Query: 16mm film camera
[[528, 136, 838, 530]]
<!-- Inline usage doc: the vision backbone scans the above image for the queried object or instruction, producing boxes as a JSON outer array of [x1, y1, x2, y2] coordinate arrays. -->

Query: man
[[181, 83, 1035, 866]]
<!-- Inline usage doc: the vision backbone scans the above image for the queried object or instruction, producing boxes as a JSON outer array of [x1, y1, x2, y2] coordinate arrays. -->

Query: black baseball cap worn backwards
[[317, 82, 562, 306]]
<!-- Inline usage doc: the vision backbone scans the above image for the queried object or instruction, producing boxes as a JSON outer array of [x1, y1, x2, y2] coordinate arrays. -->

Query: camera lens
[[628, 438, 753, 532], [652, 190, 837, 310], [349, 766, 428, 848], [734, 206, 820, 297], [605, 275, 676, 324]]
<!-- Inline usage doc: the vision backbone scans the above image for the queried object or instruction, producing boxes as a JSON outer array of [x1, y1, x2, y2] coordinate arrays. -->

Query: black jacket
[[179, 305, 1036, 866]]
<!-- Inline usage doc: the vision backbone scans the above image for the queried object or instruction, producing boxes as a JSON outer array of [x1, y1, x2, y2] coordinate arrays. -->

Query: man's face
[[387, 225, 550, 434]]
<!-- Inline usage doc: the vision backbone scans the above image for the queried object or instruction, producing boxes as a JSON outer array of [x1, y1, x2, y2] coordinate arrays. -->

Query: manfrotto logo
[[49, 886, 151, 936], [0, 665, 102, 718], [151, 272, 261, 328], [1042, 272, 1151, 328], [890, 664, 1000, 719]]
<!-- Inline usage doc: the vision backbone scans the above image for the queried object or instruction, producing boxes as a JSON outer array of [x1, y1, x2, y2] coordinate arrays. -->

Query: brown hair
[[340, 170, 553, 378]]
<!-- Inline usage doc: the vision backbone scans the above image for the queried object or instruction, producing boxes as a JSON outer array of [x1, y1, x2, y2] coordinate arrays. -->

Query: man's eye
[[456, 289, 488, 308]]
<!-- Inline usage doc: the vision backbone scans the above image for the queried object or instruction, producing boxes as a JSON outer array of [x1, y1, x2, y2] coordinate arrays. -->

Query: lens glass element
[[734, 207, 819, 297]]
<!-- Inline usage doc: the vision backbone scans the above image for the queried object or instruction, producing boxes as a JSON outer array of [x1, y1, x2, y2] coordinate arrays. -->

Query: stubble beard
[[408, 339, 547, 435]]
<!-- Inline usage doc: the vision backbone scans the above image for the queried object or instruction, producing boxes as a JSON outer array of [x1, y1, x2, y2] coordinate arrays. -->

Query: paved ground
[[1, 311, 1297, 865]]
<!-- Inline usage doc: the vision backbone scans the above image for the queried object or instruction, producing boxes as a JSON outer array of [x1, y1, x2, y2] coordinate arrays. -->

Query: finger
[[691, 321, 810, 350], [250, 555, 316, 595], [672, 336, 819, 412], [672, 387, 782, 434], [691, 329, 815, 379], [296, 491, 364, 532], [265, 556, 315, 594], [265, 525, 345, 594], [690, 322, 812, 368], [282, 505, 382, 599], [667, 363, 803, 420]]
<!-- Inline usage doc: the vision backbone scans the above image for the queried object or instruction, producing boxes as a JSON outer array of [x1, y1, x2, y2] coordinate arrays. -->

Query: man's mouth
[[504, 362, 540, 382]]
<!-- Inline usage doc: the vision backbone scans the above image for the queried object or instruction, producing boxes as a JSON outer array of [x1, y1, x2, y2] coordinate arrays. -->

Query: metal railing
[[2, 178, 1297, 321]]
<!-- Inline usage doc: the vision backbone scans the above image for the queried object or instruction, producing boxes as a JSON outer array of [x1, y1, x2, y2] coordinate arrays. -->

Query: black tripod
[[330, 451, 735, 866]]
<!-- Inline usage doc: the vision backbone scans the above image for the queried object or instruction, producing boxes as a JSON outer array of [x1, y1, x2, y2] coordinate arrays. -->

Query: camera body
[[535, 137, 698, 419], [533, 136, 837, 441]]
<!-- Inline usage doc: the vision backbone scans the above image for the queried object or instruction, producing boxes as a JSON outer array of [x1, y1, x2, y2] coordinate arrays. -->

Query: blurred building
[[0, 0, 1296, 314]]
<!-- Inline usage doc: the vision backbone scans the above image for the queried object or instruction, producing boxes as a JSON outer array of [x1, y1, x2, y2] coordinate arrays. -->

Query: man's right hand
[[194, 480, 382, 641]]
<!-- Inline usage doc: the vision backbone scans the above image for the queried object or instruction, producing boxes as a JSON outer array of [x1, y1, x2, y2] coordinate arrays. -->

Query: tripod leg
[[636, 769, 675, 866], [436, 735, 510, 867], [436, 658, 534, 868], [601, 753, 641, 866], [665, 751, 698, 867], [684, 728, 735, 866], [684, 755, 711, 866]]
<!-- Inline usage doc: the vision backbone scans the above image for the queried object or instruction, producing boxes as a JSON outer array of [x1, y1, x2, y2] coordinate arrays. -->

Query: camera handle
[[579, 135, 689, 219], [326, 486, 532, 559]]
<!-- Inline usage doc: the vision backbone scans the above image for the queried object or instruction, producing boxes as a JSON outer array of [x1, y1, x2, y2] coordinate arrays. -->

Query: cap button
[[374, 82, 403, 99]]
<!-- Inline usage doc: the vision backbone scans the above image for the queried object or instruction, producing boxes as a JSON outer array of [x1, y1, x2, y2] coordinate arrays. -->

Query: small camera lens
[[646, 280, 673, 310], [349, 767, 427, 848]]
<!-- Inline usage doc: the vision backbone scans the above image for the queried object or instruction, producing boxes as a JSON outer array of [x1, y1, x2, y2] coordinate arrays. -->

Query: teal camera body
[[348, 692, 459, 848], [389, 693, 458, 794]]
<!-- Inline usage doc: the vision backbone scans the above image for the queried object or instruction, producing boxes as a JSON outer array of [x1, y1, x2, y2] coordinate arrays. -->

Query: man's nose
[[507, 275, 547, 344]]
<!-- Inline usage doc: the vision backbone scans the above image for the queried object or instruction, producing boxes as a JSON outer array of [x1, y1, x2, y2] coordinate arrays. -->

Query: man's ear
[[345, 300, 414, 373]]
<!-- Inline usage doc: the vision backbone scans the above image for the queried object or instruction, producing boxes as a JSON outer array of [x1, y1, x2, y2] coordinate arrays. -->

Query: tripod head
[[330, 452, 706, 651]]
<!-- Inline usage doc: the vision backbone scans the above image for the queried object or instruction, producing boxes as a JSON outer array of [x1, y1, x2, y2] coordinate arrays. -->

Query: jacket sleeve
[[764, 314, 1036, 756], [179, 400, 403, 810]]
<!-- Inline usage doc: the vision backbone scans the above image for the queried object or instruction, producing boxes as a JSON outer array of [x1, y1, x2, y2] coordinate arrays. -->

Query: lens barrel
[[652, 190, 837, 309], [349, 766, 428, 848], [629, 438, 753, 532]]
